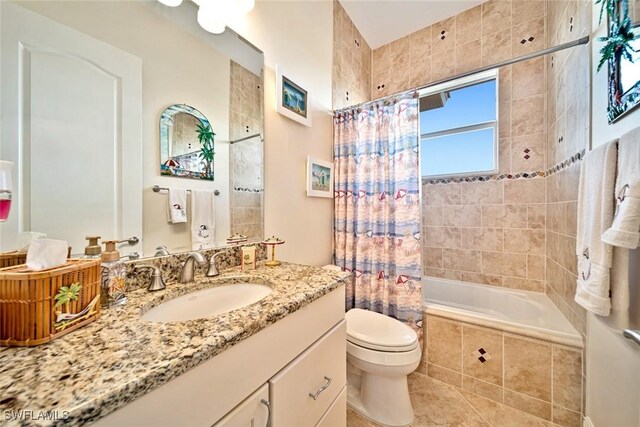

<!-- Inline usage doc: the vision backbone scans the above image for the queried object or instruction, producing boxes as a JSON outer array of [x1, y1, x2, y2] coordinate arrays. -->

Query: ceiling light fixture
[[158, 0, 183, 7], [158, 0, 254, 35]]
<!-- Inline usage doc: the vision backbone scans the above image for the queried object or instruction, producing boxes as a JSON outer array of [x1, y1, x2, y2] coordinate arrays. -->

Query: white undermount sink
[[142, 283, 272, 323]]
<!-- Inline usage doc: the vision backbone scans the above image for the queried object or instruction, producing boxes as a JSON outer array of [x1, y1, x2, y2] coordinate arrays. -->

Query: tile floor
[[347, 372, 558, 427]]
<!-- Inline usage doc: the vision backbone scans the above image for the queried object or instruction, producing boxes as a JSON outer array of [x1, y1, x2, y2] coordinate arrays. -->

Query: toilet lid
[[345, 308, 418, 352]]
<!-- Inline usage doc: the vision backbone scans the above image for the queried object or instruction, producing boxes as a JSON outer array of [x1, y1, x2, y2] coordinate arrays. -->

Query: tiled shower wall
[[229, 61, 264, 240], [332, 0, 372, 109], [543, 0, 591, 337], [371, 0, 548, 98], [416, 0, 550, 292]]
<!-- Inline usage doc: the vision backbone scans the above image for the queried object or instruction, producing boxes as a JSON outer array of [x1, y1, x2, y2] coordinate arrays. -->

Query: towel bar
[[623, 329, 640, 346], [153, 185, 220, 196]]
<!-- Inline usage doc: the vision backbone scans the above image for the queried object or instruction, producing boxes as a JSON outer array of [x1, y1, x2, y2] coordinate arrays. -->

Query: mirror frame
[[159, 103, 214, 181], [606, 0, 640, 123]]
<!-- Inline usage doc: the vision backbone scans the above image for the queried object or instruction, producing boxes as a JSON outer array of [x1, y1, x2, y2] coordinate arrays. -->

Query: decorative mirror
[[160, 104, 215, 180], [600, 0, 640, 123]]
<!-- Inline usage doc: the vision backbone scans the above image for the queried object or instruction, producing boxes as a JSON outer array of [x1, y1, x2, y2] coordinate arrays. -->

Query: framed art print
[[276, 65, 312, 127], [306, 156, 333, 198]]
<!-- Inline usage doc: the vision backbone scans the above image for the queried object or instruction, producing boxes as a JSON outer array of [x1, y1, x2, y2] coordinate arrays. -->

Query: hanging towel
[[602, 126, 640, 249], [166, 189, 187, 224], [601, 126, 640, 315], [575, 141, 618, 316], [191, 189, 216, 250]]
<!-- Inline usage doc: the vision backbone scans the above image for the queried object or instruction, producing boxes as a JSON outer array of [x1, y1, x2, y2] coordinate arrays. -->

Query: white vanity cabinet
[[91, 286, 346, 427], [213, 384, 269, 427], [269, 321, 346, 426]]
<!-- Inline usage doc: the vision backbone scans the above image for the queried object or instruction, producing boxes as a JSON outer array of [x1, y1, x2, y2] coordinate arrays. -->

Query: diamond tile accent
[[440, 30, 448, 40], [524, 148, 531, 153], [474, 347, 492, 363], [524, 154, 531, 160]]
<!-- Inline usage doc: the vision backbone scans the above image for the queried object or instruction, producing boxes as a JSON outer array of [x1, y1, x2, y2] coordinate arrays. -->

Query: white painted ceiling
[[340, 0, 487, 49]]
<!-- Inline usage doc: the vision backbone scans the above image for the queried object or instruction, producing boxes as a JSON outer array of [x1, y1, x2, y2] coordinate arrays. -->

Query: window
[[419, 70, 498, 177]]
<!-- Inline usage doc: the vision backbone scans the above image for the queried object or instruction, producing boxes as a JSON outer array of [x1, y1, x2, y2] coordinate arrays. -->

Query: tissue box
[[0, 259, 101, 347]]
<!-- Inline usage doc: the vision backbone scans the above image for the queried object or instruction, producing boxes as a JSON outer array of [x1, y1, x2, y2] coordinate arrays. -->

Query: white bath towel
[[575, 141, 618, 316], [166, 189, 187, 224], [191, 189, 216, 250], [602, 126, 640, 249], [601, 126, 640, 315]]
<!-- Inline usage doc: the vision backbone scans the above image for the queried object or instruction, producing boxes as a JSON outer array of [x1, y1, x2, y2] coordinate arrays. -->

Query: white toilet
[[345, 308, 421, 427]]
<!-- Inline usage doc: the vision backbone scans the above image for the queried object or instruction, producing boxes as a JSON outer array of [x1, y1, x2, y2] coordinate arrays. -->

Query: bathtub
[[423, 277, 583, 348]]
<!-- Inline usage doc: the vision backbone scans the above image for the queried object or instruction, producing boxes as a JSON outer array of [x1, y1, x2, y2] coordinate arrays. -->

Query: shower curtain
[[333, 93, 423, 333]]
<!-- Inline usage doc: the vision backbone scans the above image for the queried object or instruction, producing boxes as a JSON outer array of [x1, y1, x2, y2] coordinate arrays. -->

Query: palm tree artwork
[[196, 122, 215, 180], [54, 282, 81, 315]]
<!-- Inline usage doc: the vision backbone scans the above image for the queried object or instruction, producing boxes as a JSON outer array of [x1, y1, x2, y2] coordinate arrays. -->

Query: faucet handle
[[134, 265, 166, 291], [206, 250, 230, 277]]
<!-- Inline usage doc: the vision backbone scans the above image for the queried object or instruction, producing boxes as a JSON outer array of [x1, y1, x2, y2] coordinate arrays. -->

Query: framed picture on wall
[[276, 65, 311, 127], [306, 156, 333, 198]]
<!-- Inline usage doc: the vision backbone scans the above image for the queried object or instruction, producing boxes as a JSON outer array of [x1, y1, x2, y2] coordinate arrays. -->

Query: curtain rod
[[334, 35, 590, 114]]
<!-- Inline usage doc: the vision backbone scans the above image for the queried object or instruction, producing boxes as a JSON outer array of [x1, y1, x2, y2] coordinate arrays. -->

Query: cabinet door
[[269, 320, 346, 426], [214, 384, 269, 427], [316, 386, 346, 427]]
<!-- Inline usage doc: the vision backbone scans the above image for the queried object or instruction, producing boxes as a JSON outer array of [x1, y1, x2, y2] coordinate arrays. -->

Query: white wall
[[229, 1, 335, 266], [587, 3, 640, 426], [12, 1, 233, 255]]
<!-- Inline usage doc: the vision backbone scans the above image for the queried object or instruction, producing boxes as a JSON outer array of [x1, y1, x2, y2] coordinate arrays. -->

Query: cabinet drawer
[[316, 386, 346, 427], [269, 320, 346, 427], [213, 383, 269, 427]]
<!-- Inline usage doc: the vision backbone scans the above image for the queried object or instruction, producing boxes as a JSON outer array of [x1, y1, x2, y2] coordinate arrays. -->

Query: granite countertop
[[0, 262, 349, 427]]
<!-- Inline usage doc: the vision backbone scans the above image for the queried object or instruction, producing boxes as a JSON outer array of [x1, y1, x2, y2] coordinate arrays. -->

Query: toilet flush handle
[[308, 376, 332, 400]]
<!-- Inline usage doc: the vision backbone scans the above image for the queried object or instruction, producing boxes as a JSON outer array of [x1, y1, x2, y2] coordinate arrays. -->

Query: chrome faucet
[[134, 265, 166, 291], [180, 252, 206, 283], [206, 250, 230, 277]]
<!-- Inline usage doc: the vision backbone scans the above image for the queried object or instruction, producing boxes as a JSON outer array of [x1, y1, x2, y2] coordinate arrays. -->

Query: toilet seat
[[346, 308, 418, 352], [347, 340, 421, 367]]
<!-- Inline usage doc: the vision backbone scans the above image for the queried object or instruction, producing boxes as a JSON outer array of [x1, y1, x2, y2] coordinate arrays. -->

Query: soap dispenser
[[82, 236, 102, 259], [100, 240, 127, 307]]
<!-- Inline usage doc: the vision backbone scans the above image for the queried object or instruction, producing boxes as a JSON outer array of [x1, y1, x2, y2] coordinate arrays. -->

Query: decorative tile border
[[422, 170, 545, 185], [545, 149, 585, 177], [422, 150, 585, 185], [233, 187, 263, 193]]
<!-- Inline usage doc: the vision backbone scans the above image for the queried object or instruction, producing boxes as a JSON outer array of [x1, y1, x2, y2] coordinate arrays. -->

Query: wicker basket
[[0, 252, 27, 268], [0, 259, 101, 347]]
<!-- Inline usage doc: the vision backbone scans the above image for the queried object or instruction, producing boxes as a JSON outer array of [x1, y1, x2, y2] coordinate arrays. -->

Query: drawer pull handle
[[308, 376, 332, 400], [260, 399, 271, 427]]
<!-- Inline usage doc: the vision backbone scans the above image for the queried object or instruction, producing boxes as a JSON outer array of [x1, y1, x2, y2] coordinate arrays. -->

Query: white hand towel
[[575, 141, 618, 316], [602, 126, 640, 249], [191, 189, 216, 250], [26, 238, 68, 271], [166, 189, 187, 224]]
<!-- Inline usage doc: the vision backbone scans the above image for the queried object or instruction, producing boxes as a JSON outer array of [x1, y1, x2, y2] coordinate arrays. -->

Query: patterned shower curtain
[[333, 93, 423, 334]]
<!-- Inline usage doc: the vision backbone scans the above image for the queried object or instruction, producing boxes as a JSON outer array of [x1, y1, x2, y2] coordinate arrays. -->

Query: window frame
[[419, 69, 500, 179]]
